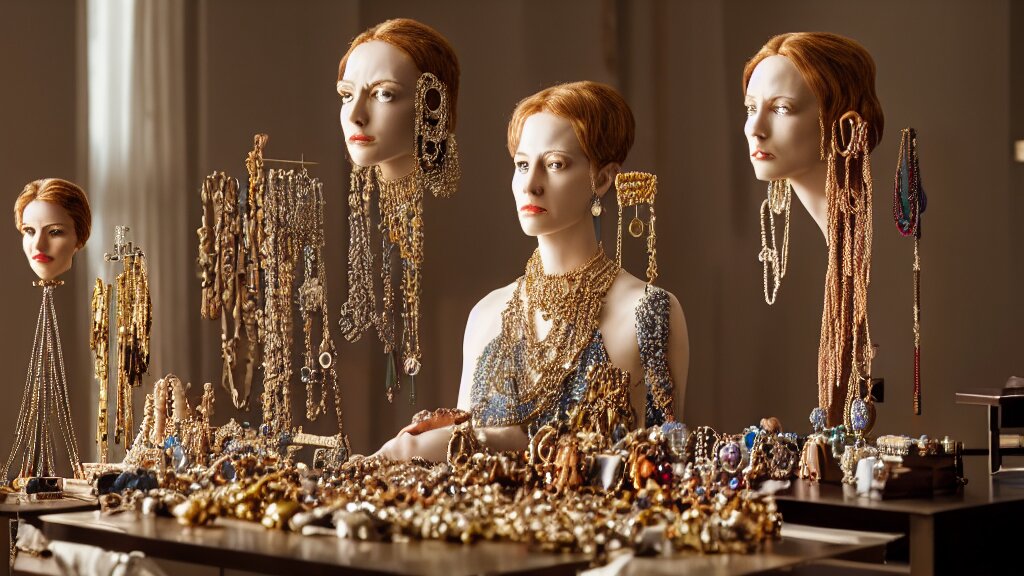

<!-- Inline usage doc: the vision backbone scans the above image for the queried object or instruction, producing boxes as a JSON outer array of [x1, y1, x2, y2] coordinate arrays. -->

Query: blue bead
[[729, 477, 741, 490], [744, 430, 757, 450]]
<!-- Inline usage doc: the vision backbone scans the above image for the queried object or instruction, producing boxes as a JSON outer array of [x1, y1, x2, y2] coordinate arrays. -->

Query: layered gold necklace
[[475, 246, 620, 425]]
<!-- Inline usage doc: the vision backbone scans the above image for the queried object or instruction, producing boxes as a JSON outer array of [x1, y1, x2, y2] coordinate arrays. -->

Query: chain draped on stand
[[199, 134, 348, 456], [1, 280, 83, 483], [893, 127, 927, 415], [105, 226, 153, 453], [818, 111, 875, 430], [90, 279, 112, 464]]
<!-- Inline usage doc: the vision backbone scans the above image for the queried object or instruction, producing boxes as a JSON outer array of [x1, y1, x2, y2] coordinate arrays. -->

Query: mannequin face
[[512, 112, 598, 238], [744, 55, 822, 181], [338, 40, 420, 179], [21, 199, 79, 281]]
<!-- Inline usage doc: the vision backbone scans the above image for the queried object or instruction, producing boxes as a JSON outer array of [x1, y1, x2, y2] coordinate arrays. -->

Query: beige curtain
[[84, 0, 189, 461]]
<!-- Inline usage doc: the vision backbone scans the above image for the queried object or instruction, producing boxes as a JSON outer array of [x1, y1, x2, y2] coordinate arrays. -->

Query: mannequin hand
[[398, 408, 470, 436], [373, 426, 454, 462]]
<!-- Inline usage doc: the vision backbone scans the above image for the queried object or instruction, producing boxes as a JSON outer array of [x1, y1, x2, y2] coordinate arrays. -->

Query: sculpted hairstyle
[[338, 18, 461, 128], [507, 81, 635, 170], [14, 178, 92, 247], [743, 32, 884, 152]]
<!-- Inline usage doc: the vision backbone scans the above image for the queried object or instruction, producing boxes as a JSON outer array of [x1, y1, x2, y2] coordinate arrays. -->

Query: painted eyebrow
[[515, 149, 571, 157], [338, 78, 402, 90], [22, 223, 67, 230]]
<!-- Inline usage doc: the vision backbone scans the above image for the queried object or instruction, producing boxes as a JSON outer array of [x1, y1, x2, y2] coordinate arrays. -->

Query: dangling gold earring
[[819, 109, 826, 161], [614, 172, 658, 284], [414, 72, 460, 198]]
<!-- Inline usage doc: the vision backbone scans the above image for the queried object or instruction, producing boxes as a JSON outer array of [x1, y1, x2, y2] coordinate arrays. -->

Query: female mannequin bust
[[743, 32, 883, 238], [377, 81, 689, 461], [743, 33, 883, 427], [336, 18, 460, 390], [15, 178, 92, 281]]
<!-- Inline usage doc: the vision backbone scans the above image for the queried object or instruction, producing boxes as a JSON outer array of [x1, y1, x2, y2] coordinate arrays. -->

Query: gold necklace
[[376, 168, 425, 400], [759, 179, 791, 305], [474, 246, 620, 426]]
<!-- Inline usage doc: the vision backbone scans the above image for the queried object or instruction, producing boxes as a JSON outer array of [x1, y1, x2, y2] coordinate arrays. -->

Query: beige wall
[[1, 0, 1019, 466], [0, 0, 85, 474]]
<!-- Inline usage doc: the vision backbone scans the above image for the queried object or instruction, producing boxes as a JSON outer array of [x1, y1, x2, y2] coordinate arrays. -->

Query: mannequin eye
[[339, 91, 354, 104], [515, 161, 529, 173], [22, 227, 35, 236], [49, 228, 65, 237], [546, 160, 564, 170], [773, 105, 791, 115], [744, 104, 757, 116], [372, 89, 394, 103]]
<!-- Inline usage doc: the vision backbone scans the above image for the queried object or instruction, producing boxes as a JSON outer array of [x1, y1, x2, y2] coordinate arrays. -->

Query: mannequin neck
[[378, 154, 417, 182], [535, 216, 602, 275], [787, 160, 829, 240]]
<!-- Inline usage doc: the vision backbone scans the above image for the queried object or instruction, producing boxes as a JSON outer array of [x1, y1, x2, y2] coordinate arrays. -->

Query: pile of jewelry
[[98, 420, 781, 563]]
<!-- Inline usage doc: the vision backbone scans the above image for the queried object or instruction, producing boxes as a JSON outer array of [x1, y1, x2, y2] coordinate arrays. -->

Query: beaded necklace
[[893, 127, 927, 415]]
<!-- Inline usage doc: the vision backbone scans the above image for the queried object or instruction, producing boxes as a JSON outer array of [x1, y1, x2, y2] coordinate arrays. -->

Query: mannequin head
[[743, 32, 883, 182], [14, 178, 92, 281], [507, 81, 634, 238], [337, 18, 460, 179]]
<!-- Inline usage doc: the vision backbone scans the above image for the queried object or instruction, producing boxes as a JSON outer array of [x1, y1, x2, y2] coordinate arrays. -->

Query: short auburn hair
[[507, 81, 635, 171], [743, 32, 884, 152], [338, 18, 461, 128], [14, 178, 92, 247]]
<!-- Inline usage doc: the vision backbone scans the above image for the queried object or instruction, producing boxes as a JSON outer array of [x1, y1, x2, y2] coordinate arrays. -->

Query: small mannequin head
[[743, 32, 883, 183], [14, 178, 92, 281], [337, 18, 460, 179], [507, 81, 634, 238]]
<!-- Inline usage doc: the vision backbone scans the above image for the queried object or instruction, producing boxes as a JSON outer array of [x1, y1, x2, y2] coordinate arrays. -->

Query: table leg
[[909, 514, 934, 576], [990, 405, 1001, 474], [2, 517, 12, 576]]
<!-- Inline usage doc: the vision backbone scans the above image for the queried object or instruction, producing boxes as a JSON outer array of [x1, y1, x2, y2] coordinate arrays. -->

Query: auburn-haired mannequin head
[[14, 178, 92, 280], [743, 32, 884, 152], [338, 18, 460, 128], [15, 179, 91, 246], [507, 80, 635, 175]]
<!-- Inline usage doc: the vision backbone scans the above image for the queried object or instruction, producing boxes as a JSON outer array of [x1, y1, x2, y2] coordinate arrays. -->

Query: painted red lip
[[349, 133, 374, 143], [520, 205, 546, 215], [32, 254, 53, 263], [752, 149, 775, 160]]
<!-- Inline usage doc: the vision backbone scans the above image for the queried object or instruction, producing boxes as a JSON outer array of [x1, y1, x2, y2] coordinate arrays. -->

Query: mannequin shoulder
[[605, 270, 685, 321], [464, 280, 518, 341]]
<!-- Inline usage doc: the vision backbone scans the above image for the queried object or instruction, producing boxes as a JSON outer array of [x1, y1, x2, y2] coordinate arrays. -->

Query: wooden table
[[39, 510, 894, 576], [774, 456, 1024, 575], [0, 497, 97, 576]]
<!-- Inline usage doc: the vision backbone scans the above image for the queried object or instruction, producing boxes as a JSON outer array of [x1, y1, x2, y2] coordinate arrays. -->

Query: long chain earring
[[415, 72, 460, 199], [758, 179, 792, 305], [818, 111, 874, 430], [614, 172, 659, 283], [893, 127, 927, 415]]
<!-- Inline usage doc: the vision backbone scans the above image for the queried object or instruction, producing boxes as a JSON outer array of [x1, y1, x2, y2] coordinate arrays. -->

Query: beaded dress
[[470, 286, 674, 431]]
